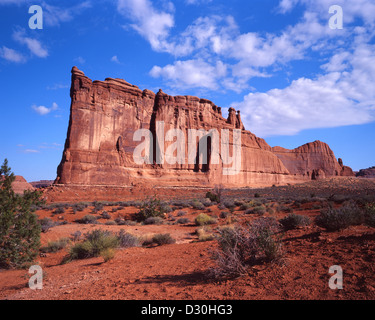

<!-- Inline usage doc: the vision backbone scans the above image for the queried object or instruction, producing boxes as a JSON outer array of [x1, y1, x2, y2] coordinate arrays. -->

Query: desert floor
[[1, 177, 375, 300]]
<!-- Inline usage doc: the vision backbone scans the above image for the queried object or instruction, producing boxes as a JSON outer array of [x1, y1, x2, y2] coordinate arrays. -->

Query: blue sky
[[0, 0, 374, 182]]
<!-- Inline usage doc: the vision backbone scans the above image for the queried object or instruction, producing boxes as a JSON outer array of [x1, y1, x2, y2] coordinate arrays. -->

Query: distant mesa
[[356, 166, 375, 179], [30, 180, 54, 189], [54, 67, 355, 188]]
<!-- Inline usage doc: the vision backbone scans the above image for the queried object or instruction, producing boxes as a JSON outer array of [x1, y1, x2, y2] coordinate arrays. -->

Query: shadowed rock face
[[55, 67, 354, 188], [357, 167, 375, 178]]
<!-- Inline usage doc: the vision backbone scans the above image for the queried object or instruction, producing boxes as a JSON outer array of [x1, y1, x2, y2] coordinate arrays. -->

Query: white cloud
[[0, 46, 26, 63], [234, 43, 375, 137], [150, 59, 227, 90], [117, 0, 174, 52], [23, 149, 40, 154], [111, 55, 121, 64], [118, 0, 375, 136], [13, 29, 48, 58], [32, 102, 58, 116], [42, 1, 91, 27]]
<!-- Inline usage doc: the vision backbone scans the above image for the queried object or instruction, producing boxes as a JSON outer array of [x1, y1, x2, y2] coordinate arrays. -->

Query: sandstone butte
[[54, 67, 354, 189]]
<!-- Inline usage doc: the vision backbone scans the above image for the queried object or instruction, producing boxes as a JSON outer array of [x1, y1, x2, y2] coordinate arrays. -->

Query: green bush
[[53, 207, 65, 215], [279, 213, 311, 230], [245, 206, 266, 215], [176, 218, 190, 225], [67, 230, 119, 261], [206, 191, 220, 203], [195, 213, 217, 226], [39, 217, 58, 233], [41, 238, 70, 253], [100, 248, 116, 262], [315, 202, 365, 231], [134, 197, 167, 222], [77, 215, 98, 224], [0, 159, 44, 269], [152, 233, 176, 246], [144, 216, 164, 225], [191, 199, 205, 210], [196, 228, 215, 242]]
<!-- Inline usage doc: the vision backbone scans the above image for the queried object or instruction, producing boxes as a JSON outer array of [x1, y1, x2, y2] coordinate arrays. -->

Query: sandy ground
[[1, 178, 375, 300]]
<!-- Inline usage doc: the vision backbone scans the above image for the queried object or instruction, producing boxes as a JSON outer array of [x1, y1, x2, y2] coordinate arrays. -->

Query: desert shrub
[[315, 202, 365, 231], [117, 230, 140, 248], [239, 202, 251, 211], [330, 195, 349, 204], [70, 231, 82, 242], [0, 159, 44, 269], [152, 234, 176, 246], [41, 238, 70, 253], [77, 215, 98, 225], [191, 199, 205, 210], [134, 197, 167, 222], [39, 217, 58, 233], [67, 230, 119, 261], [196, 228, 215, 242], [218, 203, 226, 210], [210, 218, 283, 279], [210, 226, 249, 278], [171, 200, 191, 209], [206, 191, 220, 203], [365, 203, 375, 228], [125, 220, 137, 226], [201, 198, 212, 207], [72, 203, 88, 212], [161, 203, 173, 213], [280, 213, 311, 230], [220, 211, 230, 219], [223, 200, 236, 210], [100, 248, 116, 262], [176, 218, 190, 225], [115, 218, 126, 225], [92, 201, 105, 213], [101, 211, 111, 220], [105, 221, 117, 226], [195, 213, 217, 226], [177, 210, 187, 217], [53, 207, 65, 215], [254, 193, 261, 198], [245, 206, 266, 215], [68, 241, 94, 260], [249, 217, 283, 262], [144, 216, 164, 225], [277, 205, 293, 213]]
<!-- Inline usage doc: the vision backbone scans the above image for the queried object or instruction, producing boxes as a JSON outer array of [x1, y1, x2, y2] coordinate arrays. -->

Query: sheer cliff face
[[55, 67, 353, 187]]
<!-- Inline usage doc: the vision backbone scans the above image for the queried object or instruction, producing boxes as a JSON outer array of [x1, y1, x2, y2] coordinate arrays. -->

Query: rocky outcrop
[[272, 141, 355, 179], [357, 167, 375, 178], [12, 176, 35, 194], [30, 180, 54, 188], [55, 67, 354, 188]]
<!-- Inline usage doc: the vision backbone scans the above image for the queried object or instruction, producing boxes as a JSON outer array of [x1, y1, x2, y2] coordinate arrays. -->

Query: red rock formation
[[55, 67, 354, 188], [357, 167, 375, 178], [12, 176, 35, 194], [272, 141, 355, 179]]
